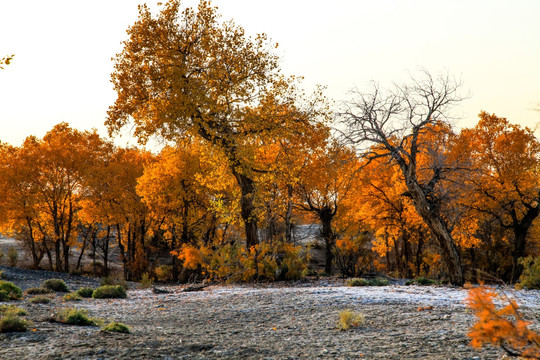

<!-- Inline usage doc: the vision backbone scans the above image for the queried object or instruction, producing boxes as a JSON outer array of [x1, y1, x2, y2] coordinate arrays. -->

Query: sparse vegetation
[[515, 256, 540, 290], [347, 278, 369, 287], [63, 292, 82, 301], [53, 307, 98, 326], [29, 296, 52, 304], [42, 279, 69, 292], [337, 309, 364, 331], [75, 287, 94, 298], [405, 277, 438, 286], [26, 287, 53, 295], [0, 314, 29, 333], [92, 285, 127, 299], [101, 322, 130, 333], [0, 304, 26, 316], [100, 275, 128, 290], [347, 277, 389, 287], [0, 280, 23, 300], [7, 247, 18, 267], [139, 272, 153, 289]]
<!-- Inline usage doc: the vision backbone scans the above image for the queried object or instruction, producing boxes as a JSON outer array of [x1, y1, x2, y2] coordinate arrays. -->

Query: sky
[[1, 0, 539, 147]]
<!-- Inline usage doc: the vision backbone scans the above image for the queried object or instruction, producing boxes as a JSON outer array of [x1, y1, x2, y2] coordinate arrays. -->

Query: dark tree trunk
[[509, 202, 539, 282], [285, 185, 294, 243], [232, 169, 259, 248], [320, 207, 335, 275]]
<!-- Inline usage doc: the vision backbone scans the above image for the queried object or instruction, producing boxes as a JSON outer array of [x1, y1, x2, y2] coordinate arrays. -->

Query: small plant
[[7, 247, 18, 267], [100, 275, 129, 290], [0, 280, 23, 300], [29, 296, 51, 304], [53, 307, 98, 326], [516, 256, 540, 290], [26, 287, 53, 295], [368, 277, 389, 286], [405, 277, 437, 286], [75, 287, 94, 298], [154, 265, 173, 282], [0, 270, 5, 279], [0, 305, 27, 316], [139, 272, 153, 289], [42, 279, 69, 292], [63, 292, 82, 301], [92, 285, 127, 299], [337, 309, 365, 331], [0, 314, 29, 332], [347, 278, 369, 287], [101, 322, 130, 333]]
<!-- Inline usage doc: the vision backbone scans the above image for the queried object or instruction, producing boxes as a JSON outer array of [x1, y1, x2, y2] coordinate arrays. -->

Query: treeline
[[0, 0, 538, 285]]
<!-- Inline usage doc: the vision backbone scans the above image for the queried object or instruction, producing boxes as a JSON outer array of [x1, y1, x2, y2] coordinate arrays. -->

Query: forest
[[0, 1, 538, 289]]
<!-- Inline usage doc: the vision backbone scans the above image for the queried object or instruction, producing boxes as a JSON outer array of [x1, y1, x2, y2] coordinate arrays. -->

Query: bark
[[509, 203, 540, 282], [232, 169, 259, 248], [319, 207, 336, 275]]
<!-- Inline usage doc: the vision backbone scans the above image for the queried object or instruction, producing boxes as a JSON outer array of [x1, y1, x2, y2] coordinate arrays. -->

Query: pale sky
[[1, 0, 539, 147]]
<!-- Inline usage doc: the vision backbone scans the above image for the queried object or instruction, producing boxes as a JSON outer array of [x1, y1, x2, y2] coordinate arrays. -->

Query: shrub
[[92, 285, 127, 299], [139, 272, 153, 289], [516, 256, 540, 290], [100, 275, 129, 290], [54, 307, 97, 326], [466, 286, 540, 358], [337, 309, 364, 331], [347, 278, 369, 287], [75, 287, 94, 298], [63, 292, 82, 301], [42, 279, 69, 292], [154, 265, 172, 282], [0, 270, 4, 279], [0, 305, 26, 316], [101, 322, 130, 333], [368, 277, 389, 286], [0, 314, 28, 332], [29, 296, 51, 304], [0, 281, 23, 300], [7, 247, 18, 267], [26, 287, 53, 295], [405, 277, 437, 286], [334, 234, 372, 277]]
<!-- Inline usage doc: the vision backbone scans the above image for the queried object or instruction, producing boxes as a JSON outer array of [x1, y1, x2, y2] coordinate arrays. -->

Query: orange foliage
[[466, 286, 540, 358]]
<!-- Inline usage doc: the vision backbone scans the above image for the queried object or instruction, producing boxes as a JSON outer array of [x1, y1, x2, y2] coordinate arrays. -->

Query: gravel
[[1, 265, 538, 359]]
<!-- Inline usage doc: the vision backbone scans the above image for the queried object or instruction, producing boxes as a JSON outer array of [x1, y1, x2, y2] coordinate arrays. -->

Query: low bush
[[0, 305, 26, 316], [101, 322, 130, 333], [100, 275, 129, 290], [0, 314, 28, 332], [154, 265, 173, 282], [405, 277, 438, 286], [29, 296, 51, 304], [347, 278, 369, 287], [139, 273, 153, 289], [0, 280, 23, 300], [0, 270, 5, 279], [7, 247, 18, 267], [516, 256, 540, 290], [92, 285, 127, 299], [42, 279, 69, 292], [337, 309, 364, 331], [26, 287, 53, 295], [53, 307, 98, 326], [63, 292, 82, 301], [75, 287, 94, 298]]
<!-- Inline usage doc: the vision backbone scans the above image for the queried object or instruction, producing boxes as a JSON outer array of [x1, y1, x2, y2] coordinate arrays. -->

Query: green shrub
[[26, 287, 53, 295], [154, 265, 172, 282], [54, 307, 97, 326], [75, 287, 94, 298], [368, 277, 389, 286], [63, 292, 82, 301], [101, 322, 130, 333], [0, 281, 22, 300], [139, 272, 153, 289], [516, 256, 540, 290], [0, 305, 26, 316], [337, 309, 364, 331], [7, 247, 18, 267], [42, 279, 69, 292], [92, 285, 127, 299], [100, 275, 129, 290], [29, 296, 51, 304], [405, 277, 437, 286], [347, 278, 369, 287], [0, 314, 29, 332]]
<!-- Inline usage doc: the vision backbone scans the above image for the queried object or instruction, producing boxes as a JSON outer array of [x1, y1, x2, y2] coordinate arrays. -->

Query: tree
[[106, 0, 323, 248], [340, 72, 466, 285], [0, 54, 13, 70], [460, 112, 540, 282]]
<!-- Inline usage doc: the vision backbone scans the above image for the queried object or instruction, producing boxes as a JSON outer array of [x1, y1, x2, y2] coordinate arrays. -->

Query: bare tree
[[339, 71, 466, 285]]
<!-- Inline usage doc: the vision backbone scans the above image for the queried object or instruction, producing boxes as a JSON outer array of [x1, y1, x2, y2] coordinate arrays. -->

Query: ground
[[2, 265, 539, 359]]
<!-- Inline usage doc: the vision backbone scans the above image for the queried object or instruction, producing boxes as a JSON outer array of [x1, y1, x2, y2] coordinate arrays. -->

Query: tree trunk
[[232, 169, 259, 248], [320, 207, 335, 275], [285, 184, 294, 243], [509, 204, 539, 283]]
